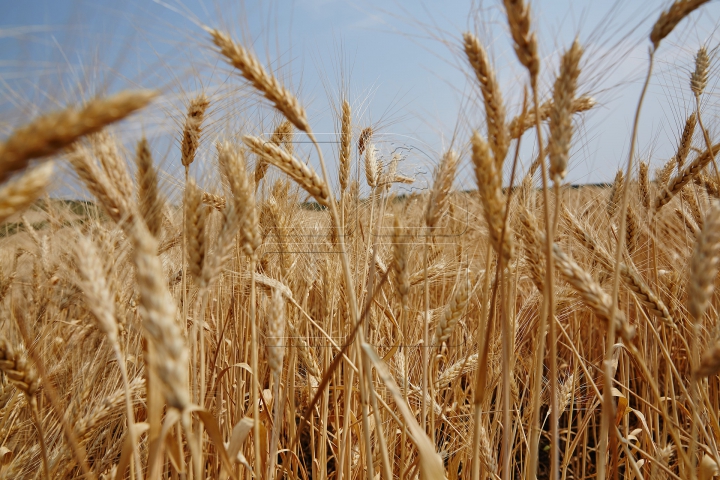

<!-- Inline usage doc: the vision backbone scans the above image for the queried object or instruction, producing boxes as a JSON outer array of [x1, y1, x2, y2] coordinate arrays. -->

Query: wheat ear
[[626, 207, 638, 254], [184, 177, 206, 284], [502, 0, 540, 85], [654, 142, 720, 210], [472, 132, 514, 262], [256, 120, 293, 187], [549, 39, 583, 183], [135, 138, 163, 238], [688, 199, 720, 465], [426, 149, 458, 228], [273, 119, 294, 153], [267, 288, 286, 375], [391, 216, 410, 303], [358, 127, 373, 156], [431, 275, 470, 346], [607, 170, 624, 218], [691, 46, 710, 98], [697, 342, 720, 377], [339, 100, 352, 192], [525, 209, 634, 340], [683, 185, 704, 229], [689, 201, 720, 322], [650, 0, 711, 49], [68, 146, 134, 226], [509, 96, 595, 139], [129, 220, 189, 410], [266, 287, 286, 480], [463, 32, 509, 163], [75, 236, 119, 345], [0, 162, 54, 225], [0, 338, 39, 399], [562, 207, 675, 327], [93, 132, 134, 197], [75, 234, 141, 478], [243, 135, 330, 207], [552, 242, 635, 341], [201, 191, 226, 211], [289, 321, 321, 378], [202, 143, 257, 287], [0, 338, 48, 479], [677, 113, 697, 169], [0, 90, 155, 183], [208, 28, 310, 132], [639, 161, 650, 208], [696, 174, 720, 198], [436, 353, 479, 386], [517, 209, 546, 291], [657, 157, 677, 186], [364, 142, 379, 188]]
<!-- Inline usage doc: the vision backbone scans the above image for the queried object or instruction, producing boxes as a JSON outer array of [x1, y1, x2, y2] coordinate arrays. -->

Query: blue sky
[[1, 0, 719, 196]]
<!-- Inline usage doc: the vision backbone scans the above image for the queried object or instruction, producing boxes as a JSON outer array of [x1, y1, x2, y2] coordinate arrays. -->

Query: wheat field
[[0, 1, 719, 479]]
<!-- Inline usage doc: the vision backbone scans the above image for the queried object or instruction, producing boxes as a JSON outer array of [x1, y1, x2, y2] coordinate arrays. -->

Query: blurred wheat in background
[[1, 0, 720, 479]]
